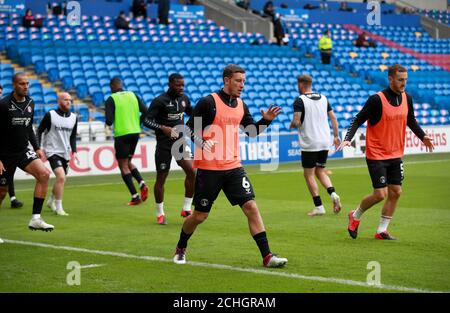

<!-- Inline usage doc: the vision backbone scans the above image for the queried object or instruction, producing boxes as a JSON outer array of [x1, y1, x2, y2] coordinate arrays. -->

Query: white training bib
[[298, 93, 331, 151], [42, 110, 77, 160]]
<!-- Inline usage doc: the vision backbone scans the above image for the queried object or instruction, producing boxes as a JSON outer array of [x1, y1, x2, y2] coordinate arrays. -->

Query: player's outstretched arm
[[202, 139, 218, 153], [333, 136, 342, 149], [290, 112, 301, 129], [261, 104, 282, 121], [35, 149, 46, 162], [160, 125, 179, 140], [72, 152, 80, 165], [422, 136, 434, 152], [337, 140, 351, 151]]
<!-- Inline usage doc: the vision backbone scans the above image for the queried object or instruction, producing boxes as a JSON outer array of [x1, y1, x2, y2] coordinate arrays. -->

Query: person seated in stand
[[355, 32, 377, 48], [22, 9, 36, 28], [262, 1, 287, 46], [339, 2, 355, 12], [47, 2, 63, 16], [303, 3, 320, 10], [115, 11, 131, 30]]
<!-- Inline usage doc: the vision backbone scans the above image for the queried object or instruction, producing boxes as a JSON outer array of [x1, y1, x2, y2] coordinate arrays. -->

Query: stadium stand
[[422, 9, 450, 25], [1, 1, 449, 139]]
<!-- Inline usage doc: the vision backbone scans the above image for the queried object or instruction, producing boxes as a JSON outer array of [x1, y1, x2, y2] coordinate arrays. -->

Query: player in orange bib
[[172, 64, 288, 268], [338, 64, 434, 240]]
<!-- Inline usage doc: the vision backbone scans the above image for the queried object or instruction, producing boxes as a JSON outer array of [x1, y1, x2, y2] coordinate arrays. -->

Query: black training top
[[344, 87, 426, 142], [0, 92, 39, 157], [143, 89, 192, 140]]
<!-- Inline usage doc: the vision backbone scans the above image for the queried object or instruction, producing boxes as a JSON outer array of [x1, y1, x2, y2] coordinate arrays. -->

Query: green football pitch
[[1, 153, 449, 293]]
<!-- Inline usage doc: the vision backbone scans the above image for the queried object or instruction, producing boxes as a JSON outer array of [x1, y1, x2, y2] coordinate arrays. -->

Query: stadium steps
[[1, 51, 100, 118], [344, 24, 450, 71], [1, 52, 58, 95], [1, 52, 102, 121], [0, 55, 11, 64]]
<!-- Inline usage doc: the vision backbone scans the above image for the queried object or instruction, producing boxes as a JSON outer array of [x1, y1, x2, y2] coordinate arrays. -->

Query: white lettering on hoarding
[[240, 141, 278, 161], [343, 126, 450, 158]]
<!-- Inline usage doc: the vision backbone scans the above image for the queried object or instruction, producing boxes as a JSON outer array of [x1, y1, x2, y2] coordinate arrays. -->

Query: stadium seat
[[88, 120, 104, 139], [77, 122, 90, 142]]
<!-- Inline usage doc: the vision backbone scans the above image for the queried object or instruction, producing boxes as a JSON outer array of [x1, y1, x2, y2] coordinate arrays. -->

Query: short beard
[[14, 91, 26, 98]]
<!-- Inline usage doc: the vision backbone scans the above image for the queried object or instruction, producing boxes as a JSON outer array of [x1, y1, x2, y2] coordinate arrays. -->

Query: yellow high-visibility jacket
[[319, 36, 332, 50]]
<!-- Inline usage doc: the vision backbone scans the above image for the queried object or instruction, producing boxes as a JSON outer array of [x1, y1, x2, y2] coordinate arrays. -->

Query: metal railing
[[199, 0, 273, 41], [421, 15, 450, 39]]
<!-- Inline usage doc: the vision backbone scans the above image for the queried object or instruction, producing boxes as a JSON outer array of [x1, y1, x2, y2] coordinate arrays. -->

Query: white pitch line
[[14, 158, 450, 192], [254, 158, 450, 175], [2, 239, 445, 293], [79, 264, 105, 269]]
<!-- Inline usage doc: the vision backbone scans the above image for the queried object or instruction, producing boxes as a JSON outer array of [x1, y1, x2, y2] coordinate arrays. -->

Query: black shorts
[[48, 155, 69, 174], [366, 158, 404, 189], [193, 167, 255, 213], [0, 149, 39, 186], [155, 137, 192, 172], [301, 150, 328, 168], [114, 133, 139, 159]]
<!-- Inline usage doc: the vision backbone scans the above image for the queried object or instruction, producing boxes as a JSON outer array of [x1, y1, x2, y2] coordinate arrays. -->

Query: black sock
[[8, 180, 15, 198], [122, 173, 137, 196], [131, 168, 144, 186], [313, 196, 322, 207], [327, 187, 335, 195], [177, 229, 193, 249], [32, 197, 44, 215], [253, 231, 271, 258]]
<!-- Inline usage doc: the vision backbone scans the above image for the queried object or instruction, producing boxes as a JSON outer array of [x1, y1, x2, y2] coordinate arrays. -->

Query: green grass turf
[[1, 152, 449, 292]]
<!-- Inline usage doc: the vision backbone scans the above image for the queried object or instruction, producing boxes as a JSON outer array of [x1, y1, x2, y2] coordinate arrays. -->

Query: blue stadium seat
[[76, 84, 88, 99], [143, 93, 153, 103], [43, 104, 56, 113], [43, 93, 57, 104], [92, 111, 105, 122], [33, 93, 44, 104], [439, 116, 449, 124], [248, 106, 259, 115]]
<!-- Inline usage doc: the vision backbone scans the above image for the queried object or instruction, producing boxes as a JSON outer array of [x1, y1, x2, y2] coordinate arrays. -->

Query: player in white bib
[[290, 75, 342, 216], [38, 92, 78, 216]]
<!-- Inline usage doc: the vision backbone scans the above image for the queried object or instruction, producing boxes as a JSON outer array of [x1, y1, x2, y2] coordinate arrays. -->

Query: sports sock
[[313, 196, 322, 207], [121, 173, 137, 196], [8, 181, 15, 198], [377, 215, 392, 234], [183, 197, 193, 211], [177, 229, 193, 249], [32, 197, 44, 215], [55, 199, 63, 211], [131, 168, 144, 186], [32, 214, 41, 219], [156, 202, 165, 216], [253, 231, 271, 258], [10, 196, 16, 202], [327, 187, 335, 195], [353, 207, 364, 220]]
